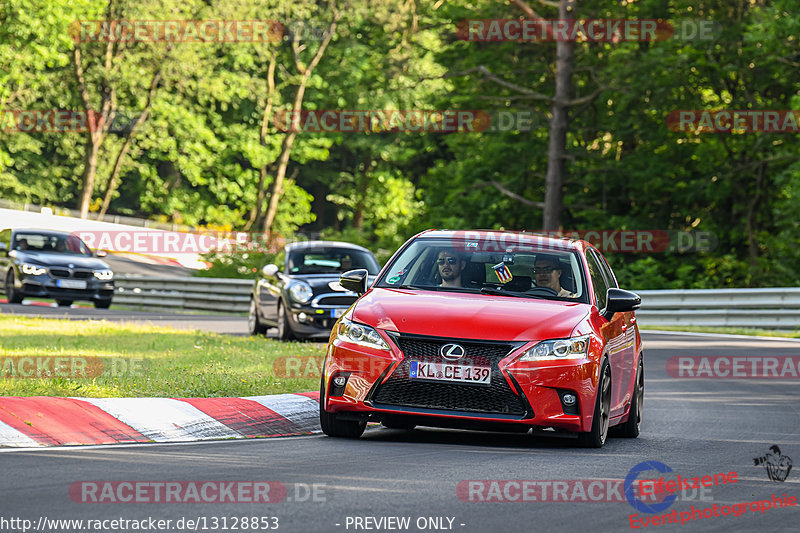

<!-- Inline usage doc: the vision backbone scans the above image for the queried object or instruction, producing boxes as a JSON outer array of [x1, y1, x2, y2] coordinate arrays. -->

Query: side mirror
[[340, 269, 369, 295], [261, 264, 279, 277], [603, 288, 641, 320], [95, 249, 107, 258]]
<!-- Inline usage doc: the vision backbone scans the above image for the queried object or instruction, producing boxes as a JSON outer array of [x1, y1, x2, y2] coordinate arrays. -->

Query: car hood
[[351, 288, 589, 342], [14, 251, 110, 270]]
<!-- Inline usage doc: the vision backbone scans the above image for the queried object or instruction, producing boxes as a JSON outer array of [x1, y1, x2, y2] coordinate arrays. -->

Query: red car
[[320, 230, 643, 447]]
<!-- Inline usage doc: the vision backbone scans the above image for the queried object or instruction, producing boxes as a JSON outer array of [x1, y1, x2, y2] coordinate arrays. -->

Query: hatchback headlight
[[336, 317, 390, 351], [519, 335, 590, 361], [93, 269, 114, 280], [21, 264, 47, 276], [289, 281, 313, 303]]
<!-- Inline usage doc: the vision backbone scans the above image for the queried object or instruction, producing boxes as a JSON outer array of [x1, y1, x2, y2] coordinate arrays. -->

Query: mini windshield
[[287, 247, 380, 275], [377, 237, 589, 302], [12, 233, 93, 256]]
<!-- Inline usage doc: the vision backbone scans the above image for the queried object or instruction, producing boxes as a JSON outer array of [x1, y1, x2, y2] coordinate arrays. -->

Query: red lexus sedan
[[319, 230, 643, 447]]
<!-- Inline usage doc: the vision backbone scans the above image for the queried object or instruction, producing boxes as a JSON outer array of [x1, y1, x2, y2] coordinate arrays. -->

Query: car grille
[[371, 335, 528, 417], [316, 295, 357, 306], [48, 268, 93, 279]]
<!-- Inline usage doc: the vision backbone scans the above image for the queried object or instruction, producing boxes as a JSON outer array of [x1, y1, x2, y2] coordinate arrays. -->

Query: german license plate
[[409, 361, 491, 384], [56, 279, 87, 289], [331, 308, 345, 318]]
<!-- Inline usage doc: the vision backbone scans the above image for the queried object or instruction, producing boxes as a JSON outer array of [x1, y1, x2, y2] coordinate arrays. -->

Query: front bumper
[[18, 274, 114, 302], [323, 332, 599, 433]]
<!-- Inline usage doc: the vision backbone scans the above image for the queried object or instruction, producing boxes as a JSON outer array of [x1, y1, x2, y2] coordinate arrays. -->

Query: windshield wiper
[[480, 286, 528, 298]]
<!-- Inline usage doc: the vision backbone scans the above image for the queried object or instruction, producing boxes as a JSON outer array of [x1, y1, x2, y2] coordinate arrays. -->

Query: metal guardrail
[[111, 278, 800, 329], [115, 276, 252, 314], [636, 288, 800, 329]]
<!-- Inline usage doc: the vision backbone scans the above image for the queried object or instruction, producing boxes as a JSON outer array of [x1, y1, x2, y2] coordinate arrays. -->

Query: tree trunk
[[542, 0, 576, 231], [262, 11, 339, 234]]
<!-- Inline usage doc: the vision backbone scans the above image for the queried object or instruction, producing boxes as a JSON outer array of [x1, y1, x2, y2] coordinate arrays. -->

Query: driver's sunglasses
[[533, 266, 557, 274], [436, 257, 459, 265]]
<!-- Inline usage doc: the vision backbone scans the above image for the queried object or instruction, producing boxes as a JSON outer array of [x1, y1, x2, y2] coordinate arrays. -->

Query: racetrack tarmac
[[1, 332, 799, 532]]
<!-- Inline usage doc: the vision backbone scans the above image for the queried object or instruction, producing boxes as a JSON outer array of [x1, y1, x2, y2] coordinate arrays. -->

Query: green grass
[[640, 325, 800, 339], [0, 315, 323, 397]]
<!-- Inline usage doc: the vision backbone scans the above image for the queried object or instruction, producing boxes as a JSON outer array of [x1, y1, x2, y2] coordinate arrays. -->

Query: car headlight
[[289, 281, 313, 303], [93, 269, 114, 280], [21, 264, 47, 276], [519, 335, 590, 361], [336, 317, 390, 351]]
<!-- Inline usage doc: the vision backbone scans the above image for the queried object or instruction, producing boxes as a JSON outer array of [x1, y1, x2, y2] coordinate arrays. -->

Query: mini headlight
[[336, 317, 390, 350], [289, 282, 313, 303], [21, 264, 47, 276], [519, 335, 591, 361], [93, 269, 114, 280]]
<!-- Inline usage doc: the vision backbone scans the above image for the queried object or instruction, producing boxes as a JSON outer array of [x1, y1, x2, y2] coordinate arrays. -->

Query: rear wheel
[[56, 300, 73, 307], [248, 298, 267, 335], [5, 271, 23, 304], [319, 379, 366, 438], [276, 300, 295, 341], [578, 359, 611, 448], [612, 356, 643, 438]]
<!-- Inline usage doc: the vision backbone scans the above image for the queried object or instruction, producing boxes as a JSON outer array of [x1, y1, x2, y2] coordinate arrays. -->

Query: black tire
[[5, 271, 23, 304], [93, 299, 112, 309], [56, 300, 74, 307], [248, 298, 267, 335], [612, 355, 643, 438], [319, 378, 366, 438], [578, 359, 612, 448], [276, 300, 295, 341]]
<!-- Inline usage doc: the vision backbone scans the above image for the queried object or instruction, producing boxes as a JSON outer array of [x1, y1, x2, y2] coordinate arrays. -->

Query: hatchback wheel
[[319, 379, 366, 438], [5, 271, 23, 304], [276, 300, 295, 341], [578, 359, 611, 448], [613, 356, 644, 438], [248, 298, 267, 335]]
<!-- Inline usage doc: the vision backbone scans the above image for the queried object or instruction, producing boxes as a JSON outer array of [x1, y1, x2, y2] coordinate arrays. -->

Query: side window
[[585, 251, 609, 311], [594, 250, 618, 289]]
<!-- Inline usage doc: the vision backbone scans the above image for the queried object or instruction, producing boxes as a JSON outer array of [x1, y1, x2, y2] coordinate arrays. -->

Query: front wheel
[[57, 299, 74, 307], [612, 356, 643, 438], [93, 299, 111, 309], [319, 379, 366, 438], [578, 359, 611, 448], [276, 300, 295, 341], [5, 271, 23, 304]]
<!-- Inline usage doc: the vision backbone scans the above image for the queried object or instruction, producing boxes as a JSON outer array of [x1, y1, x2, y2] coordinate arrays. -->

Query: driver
[[533, 254, 577, 298], [437, 249, 467, 288]]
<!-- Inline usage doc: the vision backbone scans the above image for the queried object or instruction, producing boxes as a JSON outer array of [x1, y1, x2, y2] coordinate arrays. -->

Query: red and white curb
[[0, 392, 320, 448]]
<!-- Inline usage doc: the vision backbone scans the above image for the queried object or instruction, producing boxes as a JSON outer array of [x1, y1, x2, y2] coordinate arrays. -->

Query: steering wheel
[[528, 286, 559, 296]]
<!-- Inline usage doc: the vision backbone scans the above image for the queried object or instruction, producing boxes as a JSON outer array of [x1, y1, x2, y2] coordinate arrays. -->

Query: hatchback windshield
[[377, 237, 588, 302], [12, 232, 92, 256], [287, 247, 380, 275]]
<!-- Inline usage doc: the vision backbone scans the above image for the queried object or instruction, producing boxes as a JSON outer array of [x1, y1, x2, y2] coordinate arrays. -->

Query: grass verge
[[640, 325, 800, 339], [0, 315, 322, 397]]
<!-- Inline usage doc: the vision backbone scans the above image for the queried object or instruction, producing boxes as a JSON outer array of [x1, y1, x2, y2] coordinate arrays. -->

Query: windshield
[[377, 237, 589, 302], [12, 232, 93, 256], [286, 247, 380, 275]]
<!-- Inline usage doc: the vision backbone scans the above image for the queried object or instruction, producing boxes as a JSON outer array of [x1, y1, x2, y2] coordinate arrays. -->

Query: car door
[[593, 249, 637, 416], [585, 248, 627, 418]]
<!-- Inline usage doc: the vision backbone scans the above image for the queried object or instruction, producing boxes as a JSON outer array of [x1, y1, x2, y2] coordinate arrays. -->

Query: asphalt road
[[0, 302, 250, 335], [2, 332, 799, 533]]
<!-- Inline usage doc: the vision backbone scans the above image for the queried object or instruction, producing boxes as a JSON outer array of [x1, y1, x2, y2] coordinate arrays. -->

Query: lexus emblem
[[440, 343, 465, 360]]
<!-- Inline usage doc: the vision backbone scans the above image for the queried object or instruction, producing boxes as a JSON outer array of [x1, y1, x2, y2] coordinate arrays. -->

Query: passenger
[[533, 254, 577, 298], [436, 249, 467, 288], [55, 240, 67, 253], [16, 238, 28, 251]]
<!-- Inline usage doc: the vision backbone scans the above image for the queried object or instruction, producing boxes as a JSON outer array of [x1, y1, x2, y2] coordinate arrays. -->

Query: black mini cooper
[[0, 228, 115, 308], [248, 241, 380, 340]]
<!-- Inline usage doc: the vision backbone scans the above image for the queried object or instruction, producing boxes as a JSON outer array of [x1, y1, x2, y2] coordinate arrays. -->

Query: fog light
[[298, 312, 308, 323], [563, 394, 576, 406], [330, 374, 349, 397], [333, 376, 347, 387]]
